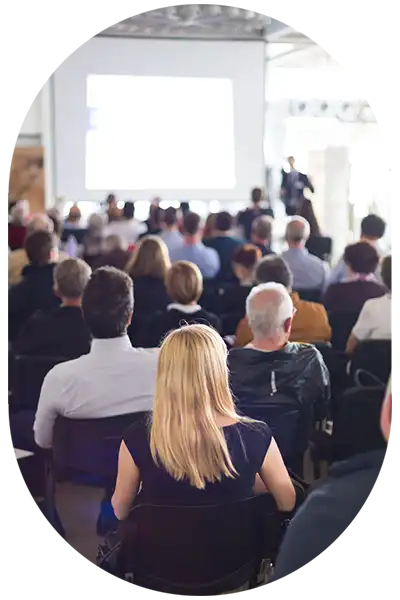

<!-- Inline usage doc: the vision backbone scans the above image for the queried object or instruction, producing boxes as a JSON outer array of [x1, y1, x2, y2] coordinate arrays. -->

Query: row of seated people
[[9, 220, 391, 359], [9, 266, 391, 587]]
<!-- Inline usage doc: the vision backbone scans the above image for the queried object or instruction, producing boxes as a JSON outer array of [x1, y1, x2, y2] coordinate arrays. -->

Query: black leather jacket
[[229, 343, 330, 423]]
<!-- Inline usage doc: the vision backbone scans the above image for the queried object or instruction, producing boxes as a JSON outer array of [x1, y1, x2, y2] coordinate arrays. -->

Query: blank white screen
[[86, 75, 235, 190], [53, 37, 265, 201]]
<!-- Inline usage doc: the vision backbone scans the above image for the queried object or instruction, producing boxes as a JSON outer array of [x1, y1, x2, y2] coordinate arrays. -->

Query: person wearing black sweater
[[13, 258, 92, 359], [137, 261, 221, 347]]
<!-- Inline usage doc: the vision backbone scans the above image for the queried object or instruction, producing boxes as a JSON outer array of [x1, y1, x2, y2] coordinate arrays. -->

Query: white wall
[[19, 91, 42, 137]]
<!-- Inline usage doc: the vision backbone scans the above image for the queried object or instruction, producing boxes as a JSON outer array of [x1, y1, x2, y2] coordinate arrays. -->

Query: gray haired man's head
[[54, 258, 92, 301], [285, 216, 310, 246], [246, 283, 294, 341], [27, 213, 54, 234]]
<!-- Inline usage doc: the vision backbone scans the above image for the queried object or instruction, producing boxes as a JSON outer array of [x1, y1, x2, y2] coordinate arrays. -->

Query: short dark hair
[[164, 206, 178, 227], [183, 212, 201, 236], [251, 187, 263, 204], [82, 267, 133, 338], [24, 230, 54, 266], [255, 255, 293, 289], [215, 211, 233, 232], [381, 255, 391, 291], [123, 202, 135, 220], [361, 214, 386, 240], [343, 242, 379, 275]]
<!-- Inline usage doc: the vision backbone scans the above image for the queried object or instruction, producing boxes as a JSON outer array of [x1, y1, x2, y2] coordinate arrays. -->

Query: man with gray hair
[[281, 216, 328, 294], [13, 258, 92, 359], [229, 281, 330, 470], [251, 215, 274, 256]]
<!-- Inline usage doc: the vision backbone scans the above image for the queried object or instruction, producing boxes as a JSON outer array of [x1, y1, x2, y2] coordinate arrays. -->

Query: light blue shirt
[[159, 229, 184, 254], [281, 247, 328, 291], [170, 242, 220, 279]]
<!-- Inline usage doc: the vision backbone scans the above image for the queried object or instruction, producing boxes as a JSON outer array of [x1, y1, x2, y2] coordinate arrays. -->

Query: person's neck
[[166, 225, 178, 232], [360, 236, 377, 247], [239, 276, 253, 286], [215, 230, 229, 237], [61, 298, 82, 308], [184, 234, 200, 246], [287, 241, 304, 250], [251, 336, 288, 352]]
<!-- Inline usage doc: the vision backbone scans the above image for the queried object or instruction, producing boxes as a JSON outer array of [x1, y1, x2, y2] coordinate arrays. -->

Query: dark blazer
[[13, 306, 91, 359], [9, 263, 60, 341], [281, 170, 315, 213], [136, 307, 221, 348]]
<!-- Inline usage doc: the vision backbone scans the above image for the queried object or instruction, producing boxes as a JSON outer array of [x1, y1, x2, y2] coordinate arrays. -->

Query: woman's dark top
[[124, 419, 272, 506], [13, 306, 91, 359], [131, 276, 170, 315], [136, 307, 221, 347], [323, 280, 385, 314]]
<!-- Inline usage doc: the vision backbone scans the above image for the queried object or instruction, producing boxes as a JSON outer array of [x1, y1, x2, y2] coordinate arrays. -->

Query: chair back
[[53, 411, 149, 485], [221, 312, 245, 336], [350, 340, 391, 387], [331, 386, 386, 462], [306, 236, 333, 262], [11, 354, 67, 411], [119, 495, 281, 594], [294, 288, 322, 303], [239, 400, 308, 475], [328, 311, 360, 351]]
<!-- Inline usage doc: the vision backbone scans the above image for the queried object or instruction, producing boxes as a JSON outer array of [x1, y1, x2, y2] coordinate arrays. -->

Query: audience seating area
[[8, 197, 391, 591]]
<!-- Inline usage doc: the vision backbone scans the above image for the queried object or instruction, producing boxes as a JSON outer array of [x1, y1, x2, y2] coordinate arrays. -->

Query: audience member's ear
[[381, 386, 392, 443], [53, 283, 61, 299], [283, 317, 293, 335], [50, 247, 59, 262], [126, 311, 133, 327]]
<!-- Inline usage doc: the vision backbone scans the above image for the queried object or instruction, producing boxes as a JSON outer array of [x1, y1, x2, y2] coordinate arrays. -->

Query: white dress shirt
[[352, 294, 391, 341], [34, 335, 158, 448]]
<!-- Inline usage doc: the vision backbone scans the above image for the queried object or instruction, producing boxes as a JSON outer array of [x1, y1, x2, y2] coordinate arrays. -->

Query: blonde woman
[[137, 260, 221, 347], [112, 324, 296, 519], [125, 236, 171, 316]]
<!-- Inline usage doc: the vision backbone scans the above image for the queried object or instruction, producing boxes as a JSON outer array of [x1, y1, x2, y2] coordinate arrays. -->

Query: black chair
[[108, 496, 283, 594], [239, 401, 311, 476], [294, 289, 322, 303], [45, 411, 150, 534], [306, 236, 333, 262], [331, 386, 386, 462], [328, 311, 360, 351], [349, 340, 391, 387], [10, 355, 68, 411]]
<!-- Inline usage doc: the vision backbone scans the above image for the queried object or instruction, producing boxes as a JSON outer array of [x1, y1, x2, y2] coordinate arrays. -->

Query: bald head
[[246, 283, 293, 341], [285, 216, 310, 246]]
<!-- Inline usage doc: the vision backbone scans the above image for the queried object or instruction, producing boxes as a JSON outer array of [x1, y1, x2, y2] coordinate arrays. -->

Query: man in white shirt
[[346, 255, 391, 353], [105, 201, 146, 245], [32, 267, 158, 449]]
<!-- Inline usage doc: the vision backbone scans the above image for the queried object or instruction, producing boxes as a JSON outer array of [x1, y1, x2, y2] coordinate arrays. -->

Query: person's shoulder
[[129, 346, 160, 362], [299, 297, 328, 315], [236, 419, 272, 443], [124, 414, 151, 447]]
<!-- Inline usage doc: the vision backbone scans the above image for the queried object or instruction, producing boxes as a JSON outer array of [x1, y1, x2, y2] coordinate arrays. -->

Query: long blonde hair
[[150, 324, 245, 489], [125, 236, 170, 280]]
